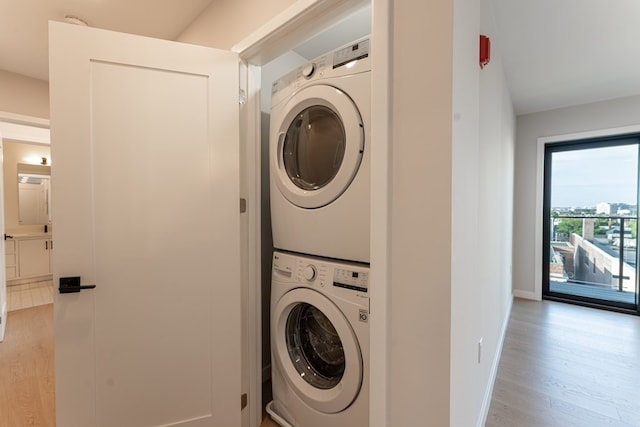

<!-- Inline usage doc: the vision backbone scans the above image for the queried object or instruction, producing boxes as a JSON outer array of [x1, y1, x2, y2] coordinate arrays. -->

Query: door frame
[[0, 113, 50, 343], [534, 124, 640, 302], [232, 0, 389, 425], [542, 136, 640, 312]]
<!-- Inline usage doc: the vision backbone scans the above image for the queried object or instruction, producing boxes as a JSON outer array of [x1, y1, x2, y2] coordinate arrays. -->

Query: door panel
[[49, 22, 240, 426], [543, 138, 640, 313]]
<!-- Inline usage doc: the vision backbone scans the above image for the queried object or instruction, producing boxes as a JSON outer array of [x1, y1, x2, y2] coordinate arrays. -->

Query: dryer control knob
[[302, 63, 316, 78], [303, 265, 317, 281]]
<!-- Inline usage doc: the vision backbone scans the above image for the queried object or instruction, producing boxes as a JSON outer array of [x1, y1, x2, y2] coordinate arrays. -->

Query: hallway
[[2, 298, 639, 426], [486, 299, 640, 426]]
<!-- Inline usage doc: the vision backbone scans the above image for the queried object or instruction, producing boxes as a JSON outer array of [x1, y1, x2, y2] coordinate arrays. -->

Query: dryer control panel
[[332, 39, 370, 69], [271, 37, 371, 103]]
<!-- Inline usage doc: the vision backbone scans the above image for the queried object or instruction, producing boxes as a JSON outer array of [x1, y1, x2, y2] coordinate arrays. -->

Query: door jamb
[[232, 0, 388, 426]]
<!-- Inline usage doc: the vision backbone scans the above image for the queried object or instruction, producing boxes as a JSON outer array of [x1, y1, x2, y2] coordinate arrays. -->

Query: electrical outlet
[[478, 338, 483, 364]]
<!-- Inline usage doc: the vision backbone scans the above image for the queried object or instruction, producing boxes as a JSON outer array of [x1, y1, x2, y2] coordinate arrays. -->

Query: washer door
[[273, 288, 363, 414], [273, 84, 364, 209]]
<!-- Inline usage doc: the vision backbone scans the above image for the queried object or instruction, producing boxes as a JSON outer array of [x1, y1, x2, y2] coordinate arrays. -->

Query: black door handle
[[4, 234, 13, 240], [59, 276, 96, 294]]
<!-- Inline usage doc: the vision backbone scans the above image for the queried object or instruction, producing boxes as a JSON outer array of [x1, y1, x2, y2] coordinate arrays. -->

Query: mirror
[[17, 163, 51, 225]]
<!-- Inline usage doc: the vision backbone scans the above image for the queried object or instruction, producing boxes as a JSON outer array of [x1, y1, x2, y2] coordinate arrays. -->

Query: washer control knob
[[303, 265, 317, 281], [302, 63, 316, 78]]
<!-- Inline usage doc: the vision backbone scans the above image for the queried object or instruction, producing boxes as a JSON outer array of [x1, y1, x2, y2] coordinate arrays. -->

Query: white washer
[[269, 38, 371, 263], [267, 251, 369, 427]]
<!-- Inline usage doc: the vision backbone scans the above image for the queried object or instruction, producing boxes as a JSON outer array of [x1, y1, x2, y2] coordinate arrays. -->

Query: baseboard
[[513, 289, 537, 300], [477, 295, 513, 427]]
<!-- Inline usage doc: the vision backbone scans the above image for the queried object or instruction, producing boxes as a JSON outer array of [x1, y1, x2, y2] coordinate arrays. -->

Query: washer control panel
[[272, 254, 368, 294], [333, 268, 369, 293], [274, 252, 369, 293], [295, 261, 329, 286]]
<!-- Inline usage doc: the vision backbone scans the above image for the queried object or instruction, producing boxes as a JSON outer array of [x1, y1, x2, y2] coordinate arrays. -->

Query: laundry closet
[[257, 5, 371, 426]]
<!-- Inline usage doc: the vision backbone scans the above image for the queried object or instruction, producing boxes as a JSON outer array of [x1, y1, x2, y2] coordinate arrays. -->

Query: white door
[[49, 21, 241, 427], [0, 134, 6, 342]]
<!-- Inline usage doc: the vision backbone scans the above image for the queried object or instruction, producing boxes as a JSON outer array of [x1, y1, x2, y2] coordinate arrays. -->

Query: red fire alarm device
[[479, 35, 490, 69]]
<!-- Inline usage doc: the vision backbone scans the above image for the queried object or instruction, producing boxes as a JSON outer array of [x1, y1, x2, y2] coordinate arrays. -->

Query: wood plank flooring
[[486, 298, 640, 427], [0, 304, 55, 427], [3, 299, 639, 426]]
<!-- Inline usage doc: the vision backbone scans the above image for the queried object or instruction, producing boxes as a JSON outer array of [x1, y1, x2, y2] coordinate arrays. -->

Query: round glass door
[[283, 106, 346, 192], [273, 84, 364, 209], [286, 303, 345, 389], [273, 288, 363, 414]]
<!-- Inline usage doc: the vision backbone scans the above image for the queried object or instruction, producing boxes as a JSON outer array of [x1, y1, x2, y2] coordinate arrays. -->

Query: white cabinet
[[5, 240, 17, 280], [5, 235, 53, 281], [18, 238, 52, 278]]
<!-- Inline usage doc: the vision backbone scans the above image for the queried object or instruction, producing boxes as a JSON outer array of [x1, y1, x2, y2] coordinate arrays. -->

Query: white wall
[[451, 0, 482, 423], [176, 0, 298, 49], [387, 0, 453, 424], [513, 94, 640, 296], [476, 0, 515, 422], [0, 70, 49, 119], [449, 0, 516, 424]]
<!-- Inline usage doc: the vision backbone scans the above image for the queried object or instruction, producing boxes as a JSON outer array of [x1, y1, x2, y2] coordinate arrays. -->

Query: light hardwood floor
[[3, 300, 639, 426], [0, 304, 55, 427], [486, 298, 640, 427]]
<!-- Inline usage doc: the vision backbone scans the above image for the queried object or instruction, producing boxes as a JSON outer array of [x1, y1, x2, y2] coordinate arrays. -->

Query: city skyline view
[[551, 143, 638, 208]]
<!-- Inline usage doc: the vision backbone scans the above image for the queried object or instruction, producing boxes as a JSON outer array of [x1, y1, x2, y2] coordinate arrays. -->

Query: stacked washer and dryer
[[266, 38, 371, 427]]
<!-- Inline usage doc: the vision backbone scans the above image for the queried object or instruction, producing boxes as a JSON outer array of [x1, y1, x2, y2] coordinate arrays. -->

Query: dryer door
[[273, 84, 364, 209], [273, 287, 363, 414]]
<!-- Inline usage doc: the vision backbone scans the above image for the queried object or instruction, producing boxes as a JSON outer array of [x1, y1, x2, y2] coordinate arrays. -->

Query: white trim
[[534, 123, 640, 302], [369, 0, 390, 425], [232, 1, 379, 426], [232, 0, 369, 66], [238, 61, 264, 427], [477, 296, 513, 427], [533, 139, 544, 300], [0, 112, 49, 128], [247, 63, 263, 427], [0, 119, 50, 145], [513, 289, 538, 300]]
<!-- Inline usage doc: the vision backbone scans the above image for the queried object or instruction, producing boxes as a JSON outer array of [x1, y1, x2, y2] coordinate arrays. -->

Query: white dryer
[[267, 251, 369, 427], [269, 38, 371, 263]]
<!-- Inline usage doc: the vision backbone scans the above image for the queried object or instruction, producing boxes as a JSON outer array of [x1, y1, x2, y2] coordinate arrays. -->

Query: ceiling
[[1, 0, 639, 116], [0, 0, 214, 82], [488, 0, 640, 114]]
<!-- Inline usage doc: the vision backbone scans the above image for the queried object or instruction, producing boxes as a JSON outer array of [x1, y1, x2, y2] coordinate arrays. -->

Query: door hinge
[[239, 61, 247, 105], [241, 393, 248, 410], [240, 198, 247, 213]]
